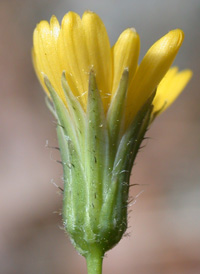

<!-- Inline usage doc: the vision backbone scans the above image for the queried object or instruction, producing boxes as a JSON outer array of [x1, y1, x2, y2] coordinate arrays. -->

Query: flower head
[[32, 11, 192, 129], [32, 10, 192, 265]]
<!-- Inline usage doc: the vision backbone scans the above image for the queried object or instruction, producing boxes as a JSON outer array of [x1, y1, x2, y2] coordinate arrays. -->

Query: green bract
[[44, 70, 154, 258]]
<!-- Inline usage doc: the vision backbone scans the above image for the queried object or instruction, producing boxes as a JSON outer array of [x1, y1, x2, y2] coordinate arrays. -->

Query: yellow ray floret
[[112, 28, 140, 97], [153, 67, 192, 113], [32, 11, 192, 126], [124, 29, 185, 126]]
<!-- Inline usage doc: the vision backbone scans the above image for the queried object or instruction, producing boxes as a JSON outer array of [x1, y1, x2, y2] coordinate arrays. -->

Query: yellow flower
[[32, 11, 191, 129], [32, 12, 193, 270]]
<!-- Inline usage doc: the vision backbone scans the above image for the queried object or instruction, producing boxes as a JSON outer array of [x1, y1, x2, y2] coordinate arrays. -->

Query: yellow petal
[[58, 12, 90, 109], [82, 11, 112, 110], [125, 29, 184, 126], [33, 17, 66, 101], [151, 67, 178, 112], [32, 48, 49, 95], [153, 68, 192, 113], [112, 28, 140, 97]]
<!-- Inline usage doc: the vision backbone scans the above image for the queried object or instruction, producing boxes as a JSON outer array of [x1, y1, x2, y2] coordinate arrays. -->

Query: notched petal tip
[[143, 30, 183, 67], [50, 15, 60, 27], [61, 11, 81, 27], [36, 20, 50, 32], [167, 29, 184, 52], [119, 28, 139, 40], [83, 10, 95, 16], [82, 10, 99, 20], [126, 27, 137, 35], [169, 29, 184, 45], [155, 29, 184, 56], [82, 10, 106, 34]]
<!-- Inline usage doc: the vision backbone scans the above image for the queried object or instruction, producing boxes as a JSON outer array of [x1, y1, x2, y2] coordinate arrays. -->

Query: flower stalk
[[86, 246, 103, 274]]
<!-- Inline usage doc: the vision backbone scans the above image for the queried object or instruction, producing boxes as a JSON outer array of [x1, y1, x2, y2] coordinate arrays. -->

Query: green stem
[[86, 247, 103, 274]]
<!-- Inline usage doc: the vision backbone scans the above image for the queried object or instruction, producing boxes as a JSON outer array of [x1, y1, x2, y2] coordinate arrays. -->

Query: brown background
[[0, 0, 200, 273]]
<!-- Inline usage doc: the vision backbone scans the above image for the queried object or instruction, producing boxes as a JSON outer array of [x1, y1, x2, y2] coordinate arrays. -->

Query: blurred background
[[0, 0, 199, 273]]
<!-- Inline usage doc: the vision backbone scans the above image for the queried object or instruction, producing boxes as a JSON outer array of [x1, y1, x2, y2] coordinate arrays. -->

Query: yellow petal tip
[[129, 27, 137, 33], [83, 10, 95, 15], [169, 29, 184, 47]]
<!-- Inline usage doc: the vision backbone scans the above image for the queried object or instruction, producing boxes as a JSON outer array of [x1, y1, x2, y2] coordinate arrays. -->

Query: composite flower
[[32, 10, 192, 274], [33, 11, 191, 126]]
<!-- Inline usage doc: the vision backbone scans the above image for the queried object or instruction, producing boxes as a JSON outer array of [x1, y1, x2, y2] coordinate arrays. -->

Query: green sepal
[[85, 70, 109, 231], [44, 75, 90, 255], [61, 72, 86, 159], [106, 69, 129, 152], [57, 124, 88, 256], [45, 96, 57, 118], [99, 93, 155, 246], [98, 175, 124, 252], [113, 92, 155, 182], [44, 75, 80, 156]]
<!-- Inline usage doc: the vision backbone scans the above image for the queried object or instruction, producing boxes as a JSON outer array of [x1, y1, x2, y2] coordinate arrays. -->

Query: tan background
[[0, 0, 200, 273]]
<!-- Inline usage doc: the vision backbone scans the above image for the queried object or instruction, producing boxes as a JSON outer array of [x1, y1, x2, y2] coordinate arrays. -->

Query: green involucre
[[44, 70, 155, 257]]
